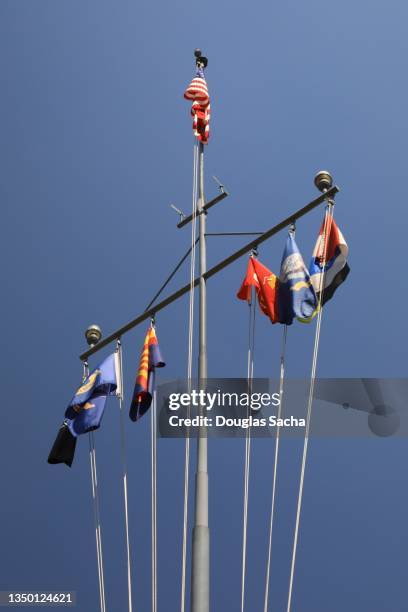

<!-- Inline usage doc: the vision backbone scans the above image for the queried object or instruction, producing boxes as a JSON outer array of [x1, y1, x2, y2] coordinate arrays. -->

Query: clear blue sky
[[1, 0, 407, 610]]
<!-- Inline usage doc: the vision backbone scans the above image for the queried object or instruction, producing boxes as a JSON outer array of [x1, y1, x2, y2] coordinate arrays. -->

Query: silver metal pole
[[191, 141, 209, 612], [84, 325, 107, 612]]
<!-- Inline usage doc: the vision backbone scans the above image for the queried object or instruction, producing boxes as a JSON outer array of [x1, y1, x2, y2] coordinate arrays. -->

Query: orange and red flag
[[129, 326, 165, 422], [237, 256, 280, 323]]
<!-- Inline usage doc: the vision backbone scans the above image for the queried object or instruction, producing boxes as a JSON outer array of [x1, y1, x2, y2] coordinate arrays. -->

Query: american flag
[[184, 66, 211, 144]]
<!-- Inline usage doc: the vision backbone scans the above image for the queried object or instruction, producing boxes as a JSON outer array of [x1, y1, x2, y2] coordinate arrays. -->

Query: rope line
[[263, 324, 288, 612], [241, 288, 256, 612], [89, 434, 106, 612], [263, 225, 295, 611], [151, 380, 158, 612], [286, 203, 334, 612], [89, 431, 106, 612], [180, 140, 199, 612], [115, 342, 133, 612], [85, 357, 107, 612]]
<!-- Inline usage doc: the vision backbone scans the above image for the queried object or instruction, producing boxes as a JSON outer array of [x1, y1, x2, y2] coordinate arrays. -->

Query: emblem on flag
[[278, 233, 317, 324]]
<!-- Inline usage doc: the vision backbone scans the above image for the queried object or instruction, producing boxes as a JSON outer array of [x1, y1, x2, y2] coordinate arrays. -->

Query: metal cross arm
[[79, 183, 339, 362], [176, 190, 229, 229]]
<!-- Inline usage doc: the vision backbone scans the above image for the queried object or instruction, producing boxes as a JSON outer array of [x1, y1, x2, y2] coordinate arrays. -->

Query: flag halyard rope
[[263, 223, 295, 611], [85, 359, 107, 612], [286, 202, 334, 612], [263, 323, 288, 612], [151, 377, 158, 612], [89, 433, 106, 612], [180, 140, 199, 612], [241, 287, 256, 612], [115, 342, 133, 612]]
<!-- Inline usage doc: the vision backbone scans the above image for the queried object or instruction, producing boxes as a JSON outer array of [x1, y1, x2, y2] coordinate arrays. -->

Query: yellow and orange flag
[[129, 326, 165, 422]]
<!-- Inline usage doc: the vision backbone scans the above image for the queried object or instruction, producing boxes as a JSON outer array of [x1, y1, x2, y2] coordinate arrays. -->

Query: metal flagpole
[[181, 141, 199, 612], [88, 431, 106, 612], [286, 172, 335, 612], [191, 132, 209, 611], [115, 340, 133, 612], [241, 285, 256, 612], [84, 325, 107, 612], [152, 384, 158, 612]]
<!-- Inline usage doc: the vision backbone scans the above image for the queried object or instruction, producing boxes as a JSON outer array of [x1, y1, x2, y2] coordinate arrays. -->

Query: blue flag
[[48, 353, 117, 467], [64, 353, 117, 437], [278, 233, 317, 325]]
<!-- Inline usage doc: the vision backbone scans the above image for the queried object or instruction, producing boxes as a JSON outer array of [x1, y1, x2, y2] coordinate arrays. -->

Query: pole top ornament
[[314, 170, 333, 193], [85, 324, 102, 347], [194, 48, 208, 68]]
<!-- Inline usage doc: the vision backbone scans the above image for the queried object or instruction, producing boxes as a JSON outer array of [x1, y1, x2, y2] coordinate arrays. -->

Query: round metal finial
[[194, 48, 208, 68], [85, 324, 102, 347], [314, 170, 333, 193]]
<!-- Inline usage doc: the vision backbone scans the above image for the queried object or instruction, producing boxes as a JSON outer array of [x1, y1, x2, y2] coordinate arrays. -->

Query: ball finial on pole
[[194, 48, 208, 68], [314, 170, 333, 193], [85, 324, 102, 348]]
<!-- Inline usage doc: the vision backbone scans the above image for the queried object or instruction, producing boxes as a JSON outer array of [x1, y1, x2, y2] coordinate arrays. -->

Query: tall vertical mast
[[191, 52, 209, 612], [198, 141, 207, 385]]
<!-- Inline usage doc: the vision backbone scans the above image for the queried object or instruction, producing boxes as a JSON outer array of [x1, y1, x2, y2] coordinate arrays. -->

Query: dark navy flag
[[47, 423, 77, 468], [278, 233, 317, 325], [48, 353, 117, 467]]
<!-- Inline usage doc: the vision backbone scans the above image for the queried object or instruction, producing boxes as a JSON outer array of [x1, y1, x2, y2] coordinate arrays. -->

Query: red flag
[[237, 256, 280, 323]]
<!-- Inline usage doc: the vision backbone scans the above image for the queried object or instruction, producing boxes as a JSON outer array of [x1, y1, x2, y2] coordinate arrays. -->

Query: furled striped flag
[[278, 233, 318, 324], [308, 214, 350, 306], [237, 256, 280, 323], [129, 326, 165, 422], [184, 66, 211, 144]]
